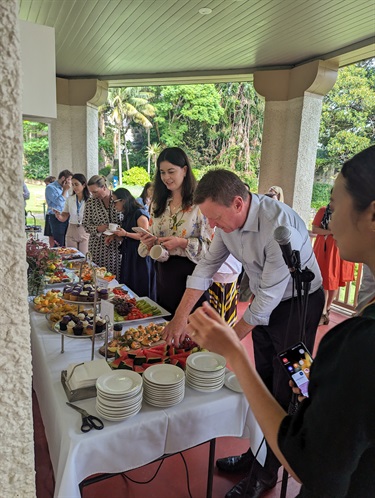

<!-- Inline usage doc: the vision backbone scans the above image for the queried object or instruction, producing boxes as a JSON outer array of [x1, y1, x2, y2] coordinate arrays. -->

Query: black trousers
[[251, 286, 324, 476], [155, 256, 209, 320]]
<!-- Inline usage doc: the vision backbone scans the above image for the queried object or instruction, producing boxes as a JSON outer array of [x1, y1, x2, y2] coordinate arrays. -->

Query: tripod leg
[[280, 467, 289, 498]]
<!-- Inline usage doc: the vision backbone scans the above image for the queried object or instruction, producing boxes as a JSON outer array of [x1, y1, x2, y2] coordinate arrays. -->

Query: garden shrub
[[122, 166, 150, 186]]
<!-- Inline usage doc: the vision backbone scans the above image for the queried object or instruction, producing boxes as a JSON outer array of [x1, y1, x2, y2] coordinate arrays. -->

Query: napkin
[[66, 359, 111, 391]]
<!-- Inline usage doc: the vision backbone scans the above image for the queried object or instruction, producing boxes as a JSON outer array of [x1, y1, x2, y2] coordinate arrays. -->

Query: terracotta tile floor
[[33, 303, 348, 498]]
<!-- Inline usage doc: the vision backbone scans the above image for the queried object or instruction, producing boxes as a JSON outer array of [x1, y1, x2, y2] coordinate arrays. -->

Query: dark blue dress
[[119, 208, 157, 300]]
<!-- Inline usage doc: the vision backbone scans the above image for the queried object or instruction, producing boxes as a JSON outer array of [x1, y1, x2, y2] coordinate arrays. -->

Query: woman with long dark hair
[[112, 188, 156, 299], [53, 173, 90, 254], [138, 147, 213, 317]]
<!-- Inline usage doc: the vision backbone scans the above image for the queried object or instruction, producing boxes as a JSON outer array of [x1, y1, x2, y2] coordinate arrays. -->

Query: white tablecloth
[[30, 307, 266, 498]]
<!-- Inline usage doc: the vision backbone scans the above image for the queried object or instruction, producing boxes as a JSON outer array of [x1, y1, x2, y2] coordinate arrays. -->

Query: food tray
[[53, 322, 106, 339], [44, 271, 78, 287], [50, 247, 85, 260], [113, 297, 171, 324]]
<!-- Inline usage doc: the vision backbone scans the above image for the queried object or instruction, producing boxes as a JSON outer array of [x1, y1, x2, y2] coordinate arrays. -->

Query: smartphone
[[278, 342, 313, 398], [132, 227, 153, 236]]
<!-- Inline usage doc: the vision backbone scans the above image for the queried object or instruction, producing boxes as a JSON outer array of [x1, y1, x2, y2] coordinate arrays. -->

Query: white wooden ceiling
[[18, 0, 375, 85]]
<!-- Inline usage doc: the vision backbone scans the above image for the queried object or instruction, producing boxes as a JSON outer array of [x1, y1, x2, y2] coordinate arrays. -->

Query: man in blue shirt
[[163, 169, 324, 498], [45, 169, 73, 246]]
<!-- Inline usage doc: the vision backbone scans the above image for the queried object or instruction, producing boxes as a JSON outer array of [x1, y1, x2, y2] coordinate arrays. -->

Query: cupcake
[[95, 319, 106, 333], [77, 312, 86, 320], [59, 315, 70, 331], [73, 321, 83, 336], [86, 323, 94, 336], [63, 285, 73, 300], [88, 292, 96, 302], [98, 289, 109, 300], [79, 291, 89, 302], [81, 320, 89, 334], [67, 320, 76, 334], [70, 290, 80, 301]]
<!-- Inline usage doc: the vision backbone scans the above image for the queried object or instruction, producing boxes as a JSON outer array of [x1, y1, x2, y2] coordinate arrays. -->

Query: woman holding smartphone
[[111, 188, 156, 299], [53, 173, 90, 254], [138, 147, 213, 318], [187, 146, 375, 497]]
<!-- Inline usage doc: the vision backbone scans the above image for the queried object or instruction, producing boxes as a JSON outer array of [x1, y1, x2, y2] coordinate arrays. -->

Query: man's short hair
[[58, 169, 73, 180], [194, 169, 249, 207]]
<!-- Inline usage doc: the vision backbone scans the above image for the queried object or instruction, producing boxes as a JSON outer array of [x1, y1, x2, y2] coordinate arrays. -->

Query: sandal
[[319, 313, 330, 326]]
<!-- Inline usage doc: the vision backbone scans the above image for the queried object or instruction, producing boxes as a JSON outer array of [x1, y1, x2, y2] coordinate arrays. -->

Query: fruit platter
[[106, 331, 203, 374], [111, 295, 171, 323], [33, 290, 66, 313], [44, 268, 76, 286]]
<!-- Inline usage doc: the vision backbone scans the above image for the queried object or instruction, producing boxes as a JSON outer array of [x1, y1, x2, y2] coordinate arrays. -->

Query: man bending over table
[[162, 169, 324, 498]]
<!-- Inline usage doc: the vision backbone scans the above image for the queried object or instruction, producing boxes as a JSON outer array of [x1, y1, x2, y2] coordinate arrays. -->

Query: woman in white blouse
[[54, 173, 90, 254], [139, 147, 213, 318]]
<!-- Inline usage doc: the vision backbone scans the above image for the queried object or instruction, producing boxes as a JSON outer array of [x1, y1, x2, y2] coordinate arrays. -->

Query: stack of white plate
[[186, 352, 226, 392], [143, 364, 185, 407], [96, 370, 143, 421]]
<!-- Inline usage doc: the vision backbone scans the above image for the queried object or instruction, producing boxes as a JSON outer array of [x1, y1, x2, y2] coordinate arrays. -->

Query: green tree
[[152, 84, 224, 165], [318, 61, 375, 175], [23, 137, 49, 180], [104, 88, 155, 178]]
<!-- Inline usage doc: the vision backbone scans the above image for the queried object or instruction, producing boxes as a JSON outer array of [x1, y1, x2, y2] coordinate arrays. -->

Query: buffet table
[[30, 304, 266, 498]]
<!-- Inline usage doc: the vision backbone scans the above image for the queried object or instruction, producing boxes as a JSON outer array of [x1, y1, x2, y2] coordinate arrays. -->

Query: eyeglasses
[[113, 199, 122, 203]]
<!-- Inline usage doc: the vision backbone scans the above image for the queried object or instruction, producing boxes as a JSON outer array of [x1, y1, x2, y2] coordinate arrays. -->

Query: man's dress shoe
[[216, 450, 255, 473], [225, 474, 278, 498]]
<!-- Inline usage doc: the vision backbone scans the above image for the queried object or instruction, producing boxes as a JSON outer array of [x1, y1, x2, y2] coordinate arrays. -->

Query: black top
[[278, 302, 375, 497]]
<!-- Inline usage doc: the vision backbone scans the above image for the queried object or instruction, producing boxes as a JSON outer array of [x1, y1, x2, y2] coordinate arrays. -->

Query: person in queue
[[136, 181, 153, 215], [267, 185, 284, 202], [138, 147, 213, 317], [111, 187, 156, 299], [45, 169, 73, 246], [83, 175, 120, 279], [53, 173, 90, 254], [162, 169, 324, 498], [43, 176, 56, 247], [187, 145, 375, 497], [312, 194, 355, 325]]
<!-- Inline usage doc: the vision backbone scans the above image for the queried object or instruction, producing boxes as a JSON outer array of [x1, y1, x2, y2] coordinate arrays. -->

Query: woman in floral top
[[139, 147, 213, 318]]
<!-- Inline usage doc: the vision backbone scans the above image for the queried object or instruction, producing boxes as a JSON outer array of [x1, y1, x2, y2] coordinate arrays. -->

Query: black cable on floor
[[119, 450, 193, 498], [120, 458, 165, 485], [179, 451, 193, 498]]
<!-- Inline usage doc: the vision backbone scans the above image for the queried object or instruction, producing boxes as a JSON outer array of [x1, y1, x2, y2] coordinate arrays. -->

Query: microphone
[[274, 226, 297, 271]]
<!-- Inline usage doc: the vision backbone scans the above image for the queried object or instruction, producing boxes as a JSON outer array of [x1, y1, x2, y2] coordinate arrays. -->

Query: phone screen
[[132, 227, 152, 235], [278, 342, 313, 397]]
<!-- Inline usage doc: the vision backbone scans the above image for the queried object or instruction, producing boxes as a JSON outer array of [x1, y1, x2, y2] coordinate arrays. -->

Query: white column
[[254, 61, 338, 224], [49, 78, 108, 180], [0, 1, 36, 495]]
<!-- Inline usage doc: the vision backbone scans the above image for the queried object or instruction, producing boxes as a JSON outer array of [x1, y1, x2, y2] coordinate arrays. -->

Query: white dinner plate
[[97, 370, 143, 395], [224, 371, 243, 393], [143, 364, 185, 386], [187, 352, 226, 372]]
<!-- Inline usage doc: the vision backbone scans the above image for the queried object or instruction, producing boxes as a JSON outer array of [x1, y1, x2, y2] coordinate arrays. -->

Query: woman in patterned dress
[[83, 175, 120, 278], [138, 147, 213, 318]]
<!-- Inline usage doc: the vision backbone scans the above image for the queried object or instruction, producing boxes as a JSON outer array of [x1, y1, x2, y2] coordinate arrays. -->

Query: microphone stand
[[280, 250, 315, 498]]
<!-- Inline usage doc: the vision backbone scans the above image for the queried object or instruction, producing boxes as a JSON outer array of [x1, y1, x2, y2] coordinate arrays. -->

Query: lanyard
[[76, 196, 83, 224]]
